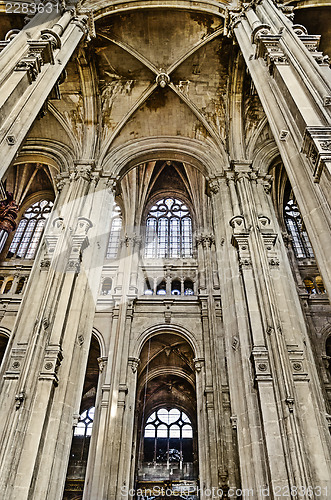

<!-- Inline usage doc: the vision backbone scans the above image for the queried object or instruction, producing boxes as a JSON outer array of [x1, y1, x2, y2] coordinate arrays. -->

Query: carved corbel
[[231, 234, 252, 269], [194, 358, 205, 373], [27, 39, 55, 65], [72, 160, 95, 182], [292, 25, 330, 66]]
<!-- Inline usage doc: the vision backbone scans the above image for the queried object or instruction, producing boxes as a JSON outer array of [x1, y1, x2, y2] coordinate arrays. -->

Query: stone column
[[231, 0, 331, 297], [0, 163, 114, 500], [211, 172, 269, 495], [227, 162, 331, 495], [85, 229, 139, 499]]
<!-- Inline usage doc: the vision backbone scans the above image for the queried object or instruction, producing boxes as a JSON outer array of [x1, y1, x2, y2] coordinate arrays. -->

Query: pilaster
[[231, 0, 331, 298]]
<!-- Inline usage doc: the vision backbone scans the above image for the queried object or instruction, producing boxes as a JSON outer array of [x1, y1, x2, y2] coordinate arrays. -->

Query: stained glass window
[[284, 199, 314, 259], [145, 198, 192, 258], [8, 199, 53, 259], [106, 203, 122, 259]]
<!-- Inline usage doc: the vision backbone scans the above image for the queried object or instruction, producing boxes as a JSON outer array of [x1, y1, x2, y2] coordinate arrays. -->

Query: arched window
[[106, 203, 122, 259], [144, 408, 193, 464], [145, 198, 193, 259], [8, 199, 53, 259], [284, 198, 314, 259], [171, 280, 181, 295], [3, 278, 13, 294]]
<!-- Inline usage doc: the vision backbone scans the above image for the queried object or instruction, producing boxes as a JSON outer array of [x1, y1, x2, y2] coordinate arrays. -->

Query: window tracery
[[7, 199, 53, 259], [145, 198, 193, 259], [144, 408, 193, 464], [106, 203, 122, 259]]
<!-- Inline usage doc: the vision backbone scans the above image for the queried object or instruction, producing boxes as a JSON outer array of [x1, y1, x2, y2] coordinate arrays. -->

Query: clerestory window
[[106, 203, 122, 259], [284, 198, 314, 259], [8, 199, 53, 259], [145, 197, 192, 259]]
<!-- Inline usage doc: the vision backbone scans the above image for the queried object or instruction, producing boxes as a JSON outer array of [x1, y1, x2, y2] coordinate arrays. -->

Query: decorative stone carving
[[288, 349, 308, 380], [98, 356, 108, 373], [251, 346, 272, 382], [15, 391, 25, 410], [194, 358, 205, 373], [27, 38, 55, 65], [208, 178, 220, 194], [231, 234, 252, 269], [196, 233, 215, 248], [230, 415, 238, 430], [255, 33, 288, 75], [0, 192, 18, 233], [251, 24, 271, 44], [15, 54, 43, 84], [285, 396, 295, 413], [39, 345, 63, 386], [6, 135, 16, 146], [279, 130, 289, 141], [229, 215, 246, 232], [5, 345, 27, 379], [232, 337, 239, 350], [156, 73, 170, 88], [302, 127, 331, 182], [128, 357, 140, 373]]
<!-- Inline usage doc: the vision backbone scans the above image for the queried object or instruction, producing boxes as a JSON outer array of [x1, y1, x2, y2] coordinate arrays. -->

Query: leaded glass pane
[[144, 198, 192, 258]]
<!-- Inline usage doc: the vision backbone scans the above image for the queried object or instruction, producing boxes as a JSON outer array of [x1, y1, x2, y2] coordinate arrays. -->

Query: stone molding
[[302, 127, 331, 182]]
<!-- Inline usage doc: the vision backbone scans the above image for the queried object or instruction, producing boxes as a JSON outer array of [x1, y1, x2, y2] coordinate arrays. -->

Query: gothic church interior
[[0, 0, 330, 499]]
